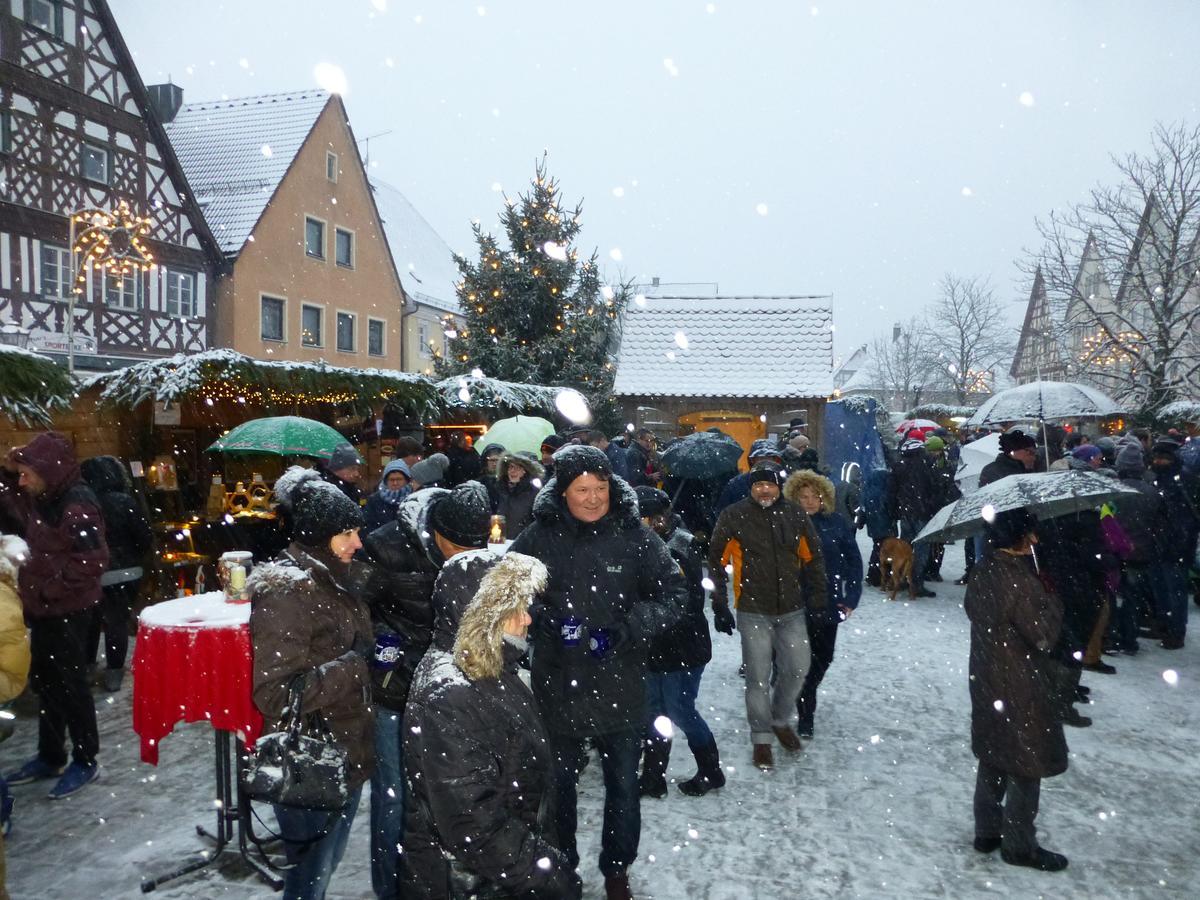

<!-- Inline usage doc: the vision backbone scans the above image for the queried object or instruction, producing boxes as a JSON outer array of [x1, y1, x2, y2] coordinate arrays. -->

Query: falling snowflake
[[260, 144, 273, 157], [674, 331, 689, 349], [610, 247, 623, 262], [663, 58, 680, 77], [961, 186, 973, 197], [612, 186, 625, 197], [543, 241, 568, 261], [1018, 91, 1035, 107], [1163, 669, 1179, 686], [755, 202, 769, 216], [313, 61, 349, 95]]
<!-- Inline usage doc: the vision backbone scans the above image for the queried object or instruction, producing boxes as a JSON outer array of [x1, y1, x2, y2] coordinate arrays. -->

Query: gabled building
[[162, 89, 408, 368], [613, 294, 833, 459], [0, 0, 221, 371], [1010, 268, 1067, 384], [370, 177, 462, 375]]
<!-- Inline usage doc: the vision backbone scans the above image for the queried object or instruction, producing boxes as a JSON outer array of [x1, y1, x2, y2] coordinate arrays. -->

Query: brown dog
[[879, 537, 916, 600]]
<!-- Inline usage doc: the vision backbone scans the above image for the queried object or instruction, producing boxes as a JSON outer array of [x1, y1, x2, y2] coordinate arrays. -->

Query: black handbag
[[242, 675, 350, 811]]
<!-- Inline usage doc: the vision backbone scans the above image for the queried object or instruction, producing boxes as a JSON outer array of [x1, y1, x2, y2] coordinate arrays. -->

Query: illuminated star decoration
[[71, 200, 155, 294]]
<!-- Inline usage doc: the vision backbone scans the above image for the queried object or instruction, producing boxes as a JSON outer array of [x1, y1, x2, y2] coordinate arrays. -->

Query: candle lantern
[[488, 515, 507, 545]]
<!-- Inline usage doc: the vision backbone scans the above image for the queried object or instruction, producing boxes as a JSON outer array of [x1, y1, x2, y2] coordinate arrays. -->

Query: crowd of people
[[0, 416, 1197, 897]]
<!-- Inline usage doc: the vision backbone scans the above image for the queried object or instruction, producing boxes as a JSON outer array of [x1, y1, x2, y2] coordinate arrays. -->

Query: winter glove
[[586, 623, 630, 660], [712, 603, 735, 635], [371, 632, 403, 671], [530, 603, 563, 642]]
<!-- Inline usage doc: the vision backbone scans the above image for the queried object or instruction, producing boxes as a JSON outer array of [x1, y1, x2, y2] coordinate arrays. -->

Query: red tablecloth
[[132, 592, 265, 765]]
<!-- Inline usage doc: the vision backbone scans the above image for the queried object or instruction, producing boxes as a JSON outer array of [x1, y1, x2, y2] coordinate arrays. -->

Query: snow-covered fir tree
[[434, 159, 627, 429]]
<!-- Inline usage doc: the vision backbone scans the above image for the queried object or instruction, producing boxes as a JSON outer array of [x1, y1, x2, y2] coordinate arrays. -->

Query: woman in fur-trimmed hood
[[402, 551, 581, 899], [494, 451, 545, 539]]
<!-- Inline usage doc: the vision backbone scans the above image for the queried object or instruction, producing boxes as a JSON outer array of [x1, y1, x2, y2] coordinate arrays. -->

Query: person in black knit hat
[[353, 480, 492, 899], [247, 467, 374, 899], [633, 486, 726, 800]]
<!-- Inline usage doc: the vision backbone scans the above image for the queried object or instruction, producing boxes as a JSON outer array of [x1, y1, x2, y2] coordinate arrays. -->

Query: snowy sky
[[115, 0, 1200, 363]]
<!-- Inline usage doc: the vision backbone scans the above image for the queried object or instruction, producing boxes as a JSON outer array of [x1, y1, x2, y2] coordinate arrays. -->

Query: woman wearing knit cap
[[402, 550, 581, 899], [409, 453, 451, 490], [363, 460, 412, 532], [248, 467, 375, 900]]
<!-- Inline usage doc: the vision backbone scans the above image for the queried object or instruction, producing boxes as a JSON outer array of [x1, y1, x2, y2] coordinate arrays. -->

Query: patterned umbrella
[[207, 416, 348, 459]]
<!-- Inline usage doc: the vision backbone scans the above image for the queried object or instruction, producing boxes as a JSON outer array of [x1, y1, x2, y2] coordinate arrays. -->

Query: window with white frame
[[326, 151, 338, 183], [104, 270, 141, 310], [335, 228, 353, 268], [165, 269, 196, 318], [22, 0, 63, 38], [40, 243, 72, 300], [82, 142, 109, 184], [417, 321, 431, 357], [261, 295, 285, 341], [304, 217, 325, 259], [368, 318, 385, 357], [336, 311, 356, 352], [301, 304, 323, 347]]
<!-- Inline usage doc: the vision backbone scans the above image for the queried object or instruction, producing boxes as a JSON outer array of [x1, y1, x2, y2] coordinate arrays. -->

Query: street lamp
[[68, 201, 154, 373], [0, 323, 32, 349]]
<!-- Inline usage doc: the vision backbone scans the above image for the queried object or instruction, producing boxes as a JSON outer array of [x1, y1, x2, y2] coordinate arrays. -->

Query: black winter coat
[[81, 456, 152, 571], [496, 477, 538, 538], [402, 549, 576, 900], [508, 476, 687, 737], [1150, 463, 1200, 564], [648, 519, 711, 673], [977, 453, 1027, 488], [1114, 473, 1163, 564], [887, 451, 939, 522], [1036, 512, 1108, 662], [355, 490, 444, 711]]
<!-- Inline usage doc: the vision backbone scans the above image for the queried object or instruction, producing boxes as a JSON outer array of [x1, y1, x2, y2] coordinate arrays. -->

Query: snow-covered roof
[[613, 296, 834, 399], [165, 90, 331, 255], [370, 178, 461, 315]]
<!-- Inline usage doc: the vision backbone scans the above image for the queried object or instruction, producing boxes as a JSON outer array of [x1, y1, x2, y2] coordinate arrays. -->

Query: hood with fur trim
[[453, 552, 548, 681], [529, 473, 641, 531], [784, 469, 835, 513], [498, 451, 545, 481]]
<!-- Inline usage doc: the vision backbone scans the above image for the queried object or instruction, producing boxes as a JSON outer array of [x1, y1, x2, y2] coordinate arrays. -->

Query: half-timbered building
[[0, 0, 220, 371]]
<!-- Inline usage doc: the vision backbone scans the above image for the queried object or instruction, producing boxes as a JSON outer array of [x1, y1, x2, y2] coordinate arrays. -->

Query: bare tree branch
[[921, 274, 1016, 404], [865, 318, 940, 411]]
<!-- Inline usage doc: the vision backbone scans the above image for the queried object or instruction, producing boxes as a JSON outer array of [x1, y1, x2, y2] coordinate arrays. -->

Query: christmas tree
[[434, 158, 626, 429]]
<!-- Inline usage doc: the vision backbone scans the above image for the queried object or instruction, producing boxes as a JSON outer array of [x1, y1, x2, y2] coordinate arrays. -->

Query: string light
[[71, 200, 155, 294]]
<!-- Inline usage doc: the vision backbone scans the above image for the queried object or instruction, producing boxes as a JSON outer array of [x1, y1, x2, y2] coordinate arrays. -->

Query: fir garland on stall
[[0, 346, 75, 427]]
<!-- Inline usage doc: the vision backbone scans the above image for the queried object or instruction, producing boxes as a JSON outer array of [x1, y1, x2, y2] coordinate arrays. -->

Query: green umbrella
[[207, 416, 349, 460], [475, 415, 556, 457]]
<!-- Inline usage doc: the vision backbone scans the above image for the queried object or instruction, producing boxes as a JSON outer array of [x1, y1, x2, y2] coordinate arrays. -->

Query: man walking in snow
[[509, 445, 685, 900], [709, 466, 827, 770], [0, 432, 108, 799]]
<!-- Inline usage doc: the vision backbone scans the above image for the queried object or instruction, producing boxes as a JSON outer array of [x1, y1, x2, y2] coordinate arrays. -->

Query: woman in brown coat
[[965, 508, 1069, 873], [248, 467, 374, 900]]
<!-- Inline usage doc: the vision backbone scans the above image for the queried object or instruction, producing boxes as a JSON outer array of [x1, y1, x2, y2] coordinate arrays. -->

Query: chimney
[[892, 323, 902, 342], [147, 82, 184, 124], [651, 276, 660, 288]]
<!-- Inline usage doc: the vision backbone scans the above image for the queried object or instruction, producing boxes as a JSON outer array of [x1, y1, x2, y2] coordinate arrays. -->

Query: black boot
[[678, 739, 725, 797], [639, 734, 671, 799]]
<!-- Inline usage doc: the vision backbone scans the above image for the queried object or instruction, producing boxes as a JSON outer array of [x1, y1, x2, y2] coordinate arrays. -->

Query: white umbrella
[[964, 381, 1121, 427], [954, 432, 1000, 494], [914, 470, 1140, 545]]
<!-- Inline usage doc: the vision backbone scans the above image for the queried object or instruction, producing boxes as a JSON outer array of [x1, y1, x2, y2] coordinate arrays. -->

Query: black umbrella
[[660, 431, 745, 480]]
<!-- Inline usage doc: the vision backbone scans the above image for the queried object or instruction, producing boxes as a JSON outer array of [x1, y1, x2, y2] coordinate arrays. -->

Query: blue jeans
[[645, 669, 714, 749], [900, 518, 930, 590], [738, 610, 810, 744], [1151, 562, 1190, 640], [550, 729, 641, 877], [273, 785, 362, 900], [370, 709, 405, 899]]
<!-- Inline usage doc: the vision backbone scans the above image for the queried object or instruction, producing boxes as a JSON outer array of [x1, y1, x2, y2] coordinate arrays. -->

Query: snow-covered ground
[[4, 533, 1199, 899]]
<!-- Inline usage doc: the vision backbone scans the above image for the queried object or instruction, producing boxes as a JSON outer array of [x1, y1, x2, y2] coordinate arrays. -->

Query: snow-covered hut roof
[[88, 349, 440, 418], [613, 296, 834, 399], [166, 90, 331, 255], [0, 344, 75, 427], [370, 178, 461, 315], [435, 375, 569, 416]]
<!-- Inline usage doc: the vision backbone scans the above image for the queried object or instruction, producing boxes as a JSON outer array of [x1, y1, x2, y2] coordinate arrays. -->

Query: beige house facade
[[162, 90, 407, 368]]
